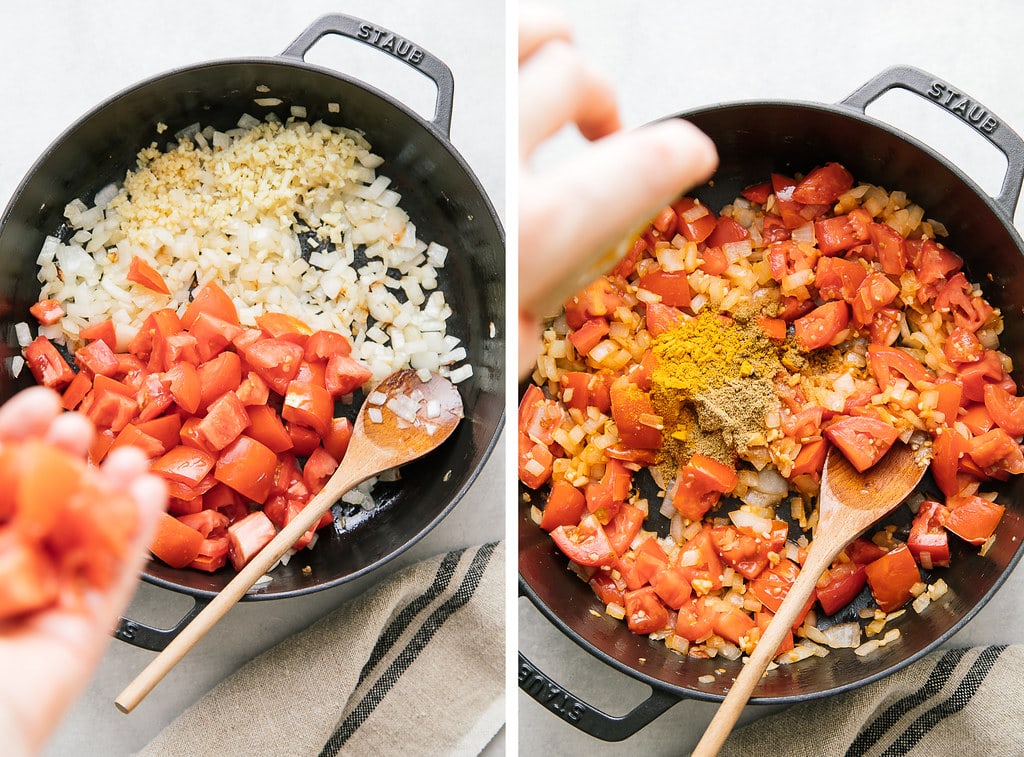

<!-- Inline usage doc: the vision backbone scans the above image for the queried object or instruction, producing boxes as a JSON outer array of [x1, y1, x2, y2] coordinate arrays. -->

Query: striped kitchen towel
[[136, 542, 504, 757], [719, 644, 1024, 757]]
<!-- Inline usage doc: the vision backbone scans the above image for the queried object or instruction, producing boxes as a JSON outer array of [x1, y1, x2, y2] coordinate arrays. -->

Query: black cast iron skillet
[[519, 65, 1024, 740], [0, 14, 504, 650]]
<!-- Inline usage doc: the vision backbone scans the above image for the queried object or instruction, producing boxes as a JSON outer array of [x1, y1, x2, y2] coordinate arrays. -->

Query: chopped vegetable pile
[[26, 280, 368, 574], [522, 163, 1021, 665]]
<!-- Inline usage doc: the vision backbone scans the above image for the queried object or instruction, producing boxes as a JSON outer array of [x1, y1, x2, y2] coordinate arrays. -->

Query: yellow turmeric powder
[[651, 309, 783, 472]]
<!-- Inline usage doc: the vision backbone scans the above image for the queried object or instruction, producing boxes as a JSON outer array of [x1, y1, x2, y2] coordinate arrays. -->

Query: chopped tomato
[[864, 544, 920, 613], [931, 426, 968, 498], [150, 445, 216, 487], [710, 521, 787, 580], [588, 572, 625, 608], [568, 318, 610, 356], [518, 432, 554, 490], [650, 566, 692, 610], [705, 216, 749, 248], [868, 344, 933, 390], [226, 511, 277, 571], [61, 371, 92, 410], [603, 503, 644, 555], [790, 438, 829, 479], [539, 480, 586, 531], [934, 273, 994, 332], [182, 280, 239, 328], [634, 537, 669, 585], [29, 299, 64, 326], [749, 557, 816, 625], [959, 350, 1012, 403], [816, 560, 867, 615], [256, 312, 313, 344], [564, 277, 625, 330], [609, 379, 662, 450], [214, 435, 277, 505], [674, 597, 714, 643], [824, 415, 899, 472], [197, 391, 250, 451], [676, 527, 724, 593], [741, 181, 772, 204], [79, 318, 117, 350], [671, 454, 738, 521], [304, 330, 353, 361], [0, 531, 59, 620], [868, 222, 907, 275], [245, 404, 295, 454], [944, 495, 1005, 545], [282, 380, 333, 437], [850, 272, 900, 327], [815, 256, 867, 301], [813, 210, 872, 255], [189, 313, 244, 362], [150, 512, 205, 569], [944, 327, 984, 365], [984, 383, 1024, 437], [24, 336, 75, 389], [324, 355, 373, 397], [197, 351, 243, 412], [559, 371, 612, 414], [794, 301, 849, 351], [792, 163, 854, 204], [303, 446, 338, 495], [702, 595, 756, 645], [908, 500, 951, 568], [967, 428, 1024, 475], [671, 197, 717, 243], [550, 514, 617, 567], [623, 586, 670, 635], [323, 417, 353, 462], [127, 257, 172, 295], [637, 270, 691, 309], [585, 459, 632, 523], [756, 315, 787, 342], [243, 338, 304, 395]]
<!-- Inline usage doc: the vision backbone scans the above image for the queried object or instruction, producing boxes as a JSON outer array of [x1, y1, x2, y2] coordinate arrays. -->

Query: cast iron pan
[[519, 65, 1024, 740], [0, 15, 504, 650]]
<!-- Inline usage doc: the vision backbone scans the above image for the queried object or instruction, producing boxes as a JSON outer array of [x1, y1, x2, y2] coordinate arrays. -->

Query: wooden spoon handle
[[691, 545, 836, 757], [114, 463, 371, 714]]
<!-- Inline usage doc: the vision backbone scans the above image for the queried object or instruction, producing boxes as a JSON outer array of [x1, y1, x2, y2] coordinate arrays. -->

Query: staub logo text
[[926, 81, 999, 134], [356, 23, 424, 64]]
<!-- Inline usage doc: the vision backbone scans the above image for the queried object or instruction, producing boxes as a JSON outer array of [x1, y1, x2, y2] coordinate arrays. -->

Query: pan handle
[[281, 14, 455, 138], [518, 651, 679, 741], [841, 64, 1024, 220], [114, 596, 210, 652]]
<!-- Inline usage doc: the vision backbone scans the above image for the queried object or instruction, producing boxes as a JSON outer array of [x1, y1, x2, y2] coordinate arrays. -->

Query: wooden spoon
[[115, 369, 463, 713], [691, 442, 927, 757]]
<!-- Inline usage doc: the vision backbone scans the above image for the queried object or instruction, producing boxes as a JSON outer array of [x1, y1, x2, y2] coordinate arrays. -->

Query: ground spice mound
[[651, 309, 783, 473]]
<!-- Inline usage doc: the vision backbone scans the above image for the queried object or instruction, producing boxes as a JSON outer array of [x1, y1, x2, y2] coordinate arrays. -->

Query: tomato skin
[[323, 417, 353, 462], [214, 435, 278, 505], [25, 336, 75, 389], [624, 586, 670, 635], [638, 270, 692, 309], [182, 280, 239, 328], [564, 277, 626, 330], [944, 495, 1005, 545], [864, 544, 920, 613], [549, 514, 617, 567], [282, 380, 333, 437], [568, 318, 610, 356], [150, 512, 205, 569], [226, 511, 277, 571], [324, 355, 373, 397], [603, 503, 644, 555], [825, 416, 899, 472], [243, 338, 305, 395], [671, 454, 738, 521], [984, 383, 1024, 437], [908, 500, 951, 567], [792, 163, 854, 204], [127, 256, 172, 295], [539, 480, 586, 531], [816, 561, 867, 615], [150, 445, 216, 487], [793, 300, 849, 351], [585, 459, 632, 523]]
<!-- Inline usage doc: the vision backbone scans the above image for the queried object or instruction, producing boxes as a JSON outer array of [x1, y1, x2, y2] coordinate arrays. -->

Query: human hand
[[0, 387, 167, 756], [518, 3, 718, 376]]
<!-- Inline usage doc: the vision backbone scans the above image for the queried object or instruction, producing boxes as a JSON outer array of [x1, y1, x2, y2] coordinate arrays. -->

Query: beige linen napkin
[[136, 541, 504, 757], [719, 644, 1024, 757]]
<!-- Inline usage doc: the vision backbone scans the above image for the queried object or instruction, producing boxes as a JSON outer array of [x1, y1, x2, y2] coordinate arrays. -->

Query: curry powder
[[651, 309, 783, 472]]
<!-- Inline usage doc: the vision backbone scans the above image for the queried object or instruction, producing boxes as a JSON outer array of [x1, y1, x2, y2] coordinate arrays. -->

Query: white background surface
[[0, 2, 505, 755], [519, 1, 1024, 755]]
